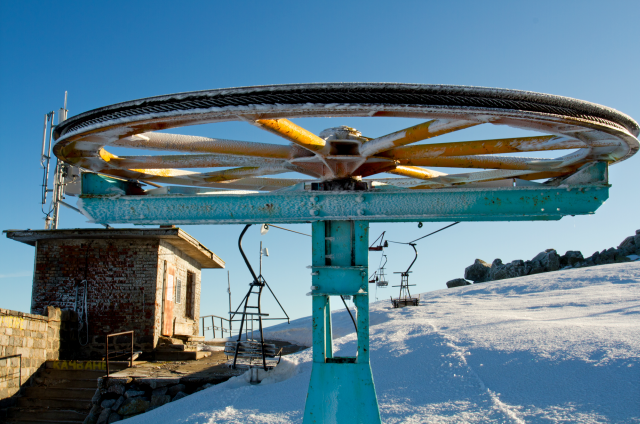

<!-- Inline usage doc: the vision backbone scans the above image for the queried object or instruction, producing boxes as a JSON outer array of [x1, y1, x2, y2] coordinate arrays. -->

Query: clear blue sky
[[1, 1, 638, 327]]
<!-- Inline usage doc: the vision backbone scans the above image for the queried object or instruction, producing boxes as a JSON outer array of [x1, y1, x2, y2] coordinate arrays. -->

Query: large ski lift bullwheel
[[53, 83, 638, 192], [52, 84, 639, 424]]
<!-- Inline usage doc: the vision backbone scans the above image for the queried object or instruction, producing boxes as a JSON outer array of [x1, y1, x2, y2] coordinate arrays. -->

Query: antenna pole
[[228, 270, 232, 335], [49, 92, 70, 230], [259, 241, 263, 276]]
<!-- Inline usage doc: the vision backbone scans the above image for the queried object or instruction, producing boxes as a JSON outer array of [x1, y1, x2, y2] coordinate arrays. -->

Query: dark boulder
[[618, 236, 636, 255], [598, 248, 617, 264], [560, 251, 584, 267], [528, 260, 546, 275], [464, 259, 491, 283], [446, 278, 471, 288]]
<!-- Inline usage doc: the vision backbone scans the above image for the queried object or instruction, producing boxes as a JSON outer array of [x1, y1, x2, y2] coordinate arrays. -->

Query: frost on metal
[[52, 83, 638, 196]]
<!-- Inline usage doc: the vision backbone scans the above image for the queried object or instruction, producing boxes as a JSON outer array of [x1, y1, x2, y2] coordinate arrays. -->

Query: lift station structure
[[51, 83, 638, 423]]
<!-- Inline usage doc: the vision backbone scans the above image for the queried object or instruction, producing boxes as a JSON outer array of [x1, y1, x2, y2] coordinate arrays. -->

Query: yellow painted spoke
[[388, 165, 446, 180], [113, 132, 291, 158], [255, 119, 326, 152], [378, 135, 590, 160], [360, 119, 478, 157]]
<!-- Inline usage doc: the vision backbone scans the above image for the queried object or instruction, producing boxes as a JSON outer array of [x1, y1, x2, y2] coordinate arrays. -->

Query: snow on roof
[[126, 262, 640, 423]]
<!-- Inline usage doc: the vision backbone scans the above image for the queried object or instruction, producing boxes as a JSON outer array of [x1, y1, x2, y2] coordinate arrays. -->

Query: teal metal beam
[[77, 174, 608, 226]]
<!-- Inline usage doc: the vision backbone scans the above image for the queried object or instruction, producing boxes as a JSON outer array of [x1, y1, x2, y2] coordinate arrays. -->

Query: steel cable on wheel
[[51, 83, 638, 193]]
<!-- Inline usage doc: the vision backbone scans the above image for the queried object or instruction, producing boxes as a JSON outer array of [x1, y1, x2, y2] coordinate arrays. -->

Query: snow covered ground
[[129, 262, 640, 423]]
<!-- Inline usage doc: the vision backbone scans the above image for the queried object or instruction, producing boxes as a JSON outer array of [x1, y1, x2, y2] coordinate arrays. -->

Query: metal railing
[[201, 314, 232, 339], [0, 354, 22, 395], [201, 313, 287, 340], [105, 330, 134, 378]]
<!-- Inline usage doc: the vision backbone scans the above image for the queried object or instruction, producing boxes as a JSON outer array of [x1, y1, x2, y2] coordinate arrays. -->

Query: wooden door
[[162, 263, 176, 336]]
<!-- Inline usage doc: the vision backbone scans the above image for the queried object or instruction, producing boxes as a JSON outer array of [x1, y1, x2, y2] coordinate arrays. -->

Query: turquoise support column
[[303, 221, 381, 424]]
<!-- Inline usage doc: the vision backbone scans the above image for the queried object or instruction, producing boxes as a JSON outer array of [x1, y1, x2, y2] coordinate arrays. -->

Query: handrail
[[0, 354, 22, 395], [105, 330, 134, 378], [200, 314, 232, 339]]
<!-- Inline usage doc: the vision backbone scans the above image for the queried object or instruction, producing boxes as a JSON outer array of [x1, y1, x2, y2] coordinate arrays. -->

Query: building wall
[[0, 307, 73, 404], [156, 241, 202, 341], [32, 239, 159, 358]]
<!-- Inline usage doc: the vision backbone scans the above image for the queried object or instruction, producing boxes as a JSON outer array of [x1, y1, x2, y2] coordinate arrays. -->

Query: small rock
[[489, 259, 504, 281], [464, 259, 491, 283], [112, 396, 125, 412], [202, 383, 213, 389], [124, 389, 145, 399], [560, 251, 584, 267], [107, 413, 122, 423], [152, 387, 168, 397], [618, 236, 636, 255], [118, 397, 151, 416], [91, 388, 102, 405], [529, 260, 545, 275], [172, 391, 188, 401], [89, 404, 101, 416], [167, 384, 186, 397], [543, 250, 560, 271], [83, 412, 99, 424], [101, 399, 116, 409], [96, 408, 111, 424], [599, 248, 617, 264], [107, 384, 126, 396], [148, 394, 171, 411], [446, 278, 471, 288]]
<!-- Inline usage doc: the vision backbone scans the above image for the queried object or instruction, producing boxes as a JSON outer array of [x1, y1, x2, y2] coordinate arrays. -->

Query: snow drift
[[127, 262, 640, 423]]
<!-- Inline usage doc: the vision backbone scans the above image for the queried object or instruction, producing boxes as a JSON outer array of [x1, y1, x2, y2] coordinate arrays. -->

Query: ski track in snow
[[127, 262, 640, 423]]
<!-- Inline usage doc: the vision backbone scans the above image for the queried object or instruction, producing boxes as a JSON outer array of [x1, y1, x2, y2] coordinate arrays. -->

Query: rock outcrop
[[446, 229, 639, 288], [464, 259, 491, 283]]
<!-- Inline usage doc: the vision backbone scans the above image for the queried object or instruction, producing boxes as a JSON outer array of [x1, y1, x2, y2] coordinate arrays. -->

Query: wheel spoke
[[377, 135, 597, 160], [396, 155, 571, 171], [113, 154, 287, 169], [387, 166, 446, 180], [200, 166, 291, 183], [113, 132, 291, 158], [359, 119, 478, 157], [371, 169, 539, 189], [255, 119, 326, 153]]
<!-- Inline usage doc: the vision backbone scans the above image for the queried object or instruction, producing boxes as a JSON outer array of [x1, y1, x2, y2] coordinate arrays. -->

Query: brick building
[[4, 228, 224, 359]]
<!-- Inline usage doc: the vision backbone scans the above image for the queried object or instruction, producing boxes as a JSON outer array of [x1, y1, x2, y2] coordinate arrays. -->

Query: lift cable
[[262, 224, 311, 237], [388, 222, 460, 245], [340, 295, 357, 332]]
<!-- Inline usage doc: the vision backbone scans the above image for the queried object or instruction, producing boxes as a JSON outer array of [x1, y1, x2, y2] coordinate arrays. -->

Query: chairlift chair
[[391, 244, 419, 308]]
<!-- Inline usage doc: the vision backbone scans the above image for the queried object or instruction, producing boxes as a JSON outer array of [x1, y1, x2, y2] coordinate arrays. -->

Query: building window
[[175, 278, 182, 304], [186, 271, 195, 319]]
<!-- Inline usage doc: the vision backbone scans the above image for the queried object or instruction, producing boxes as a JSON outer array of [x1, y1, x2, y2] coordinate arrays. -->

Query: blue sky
[[1, 1, 638, 327]]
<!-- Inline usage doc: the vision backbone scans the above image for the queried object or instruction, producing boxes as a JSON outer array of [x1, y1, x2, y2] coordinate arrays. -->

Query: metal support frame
[[305, 220, 381, 424], [73, 162, 612, 423], [77, 169, 610, 226]]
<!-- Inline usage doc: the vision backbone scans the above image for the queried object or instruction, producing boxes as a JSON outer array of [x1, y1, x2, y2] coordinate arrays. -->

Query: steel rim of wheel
[[53, 83, 639, 191]]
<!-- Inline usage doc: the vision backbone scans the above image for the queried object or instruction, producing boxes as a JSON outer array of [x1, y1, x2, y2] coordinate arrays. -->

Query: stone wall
[[0, 306, 75, 404], [32, 239, 160, 359]]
